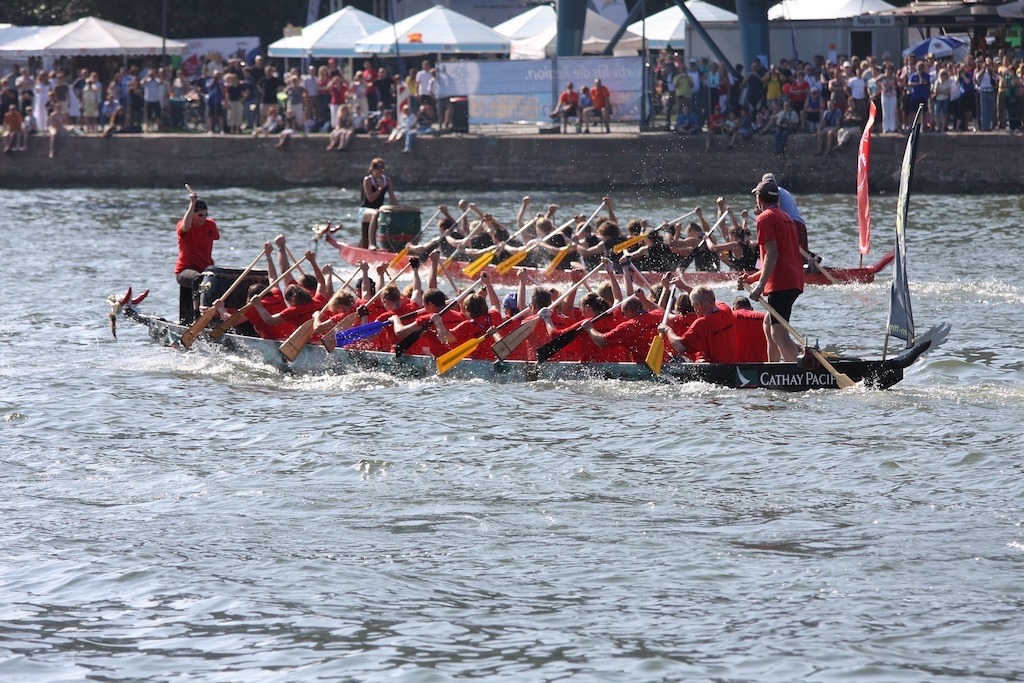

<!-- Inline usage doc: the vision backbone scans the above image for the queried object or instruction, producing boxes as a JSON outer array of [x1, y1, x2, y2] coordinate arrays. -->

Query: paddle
[[463, 219, 537, 279], [180, 247, 265, 349], [283, 244, 308, 278], [306, 262, 414, 353], [208, 255, 308, 340], [495, 216, 574, 276], [394, 279, 483, 357], [800, 247, 842, 286], [389, 206, 443, 268], [613, 208, 697, 254], [438, 261, 605, 373], [740, 282, 856, 389], [645, 287, 676, 374], [335, 308, 421, 348], [278, 260, 367, 361], [536, 296, 630, 364], [543, 201, 607, 276], [442, 206, 482, 269], [438, 257, 462, 294]]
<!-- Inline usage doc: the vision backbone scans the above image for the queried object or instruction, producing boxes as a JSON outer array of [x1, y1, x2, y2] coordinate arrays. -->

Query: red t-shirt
[[449, 311, 502, 360], [548, 315, 628, 363], [408, 309, 466, 357], [174, 218, 219, 275], [732, 309, 768, 362], [244, 291, 295, 340], [601, 310, 661, 364], [591, 85, 610, 109], [558, 90, 579, 110], [678, 303, 739, 363], [756, 206, 804, 294], [280, 300, 322, 328]]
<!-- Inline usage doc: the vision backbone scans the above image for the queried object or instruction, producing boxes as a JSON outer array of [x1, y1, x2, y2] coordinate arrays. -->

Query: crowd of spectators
[[648, 46, 1024, 153], [5, 45, 1024, 157], [0, 54, 449, 154]]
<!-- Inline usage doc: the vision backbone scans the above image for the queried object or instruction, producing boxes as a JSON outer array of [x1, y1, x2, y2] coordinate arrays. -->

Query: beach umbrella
[[354, 5, 510, 56], [902, 35, 969, 60]]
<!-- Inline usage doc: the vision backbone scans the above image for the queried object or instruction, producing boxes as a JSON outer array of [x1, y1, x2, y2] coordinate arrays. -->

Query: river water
[[1, 187, 1022, 682]]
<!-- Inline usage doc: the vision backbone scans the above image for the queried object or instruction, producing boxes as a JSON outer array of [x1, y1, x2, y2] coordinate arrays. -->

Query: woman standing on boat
[[360, 157, 397, 250]]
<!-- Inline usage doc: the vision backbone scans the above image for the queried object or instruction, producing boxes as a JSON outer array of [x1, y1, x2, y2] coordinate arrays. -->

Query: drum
[[378, 205, 421, 252], [199, 265, 269, 312]]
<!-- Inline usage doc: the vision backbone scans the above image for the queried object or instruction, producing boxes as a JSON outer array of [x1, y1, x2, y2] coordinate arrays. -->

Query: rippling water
[[1, 187, 1022, 682]]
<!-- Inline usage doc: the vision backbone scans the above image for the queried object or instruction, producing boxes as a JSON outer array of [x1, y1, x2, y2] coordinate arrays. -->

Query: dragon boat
[[113, 304, 948, 391], [110, 108, 945, 392]]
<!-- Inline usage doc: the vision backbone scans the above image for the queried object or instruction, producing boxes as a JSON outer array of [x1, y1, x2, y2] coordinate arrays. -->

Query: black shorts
[[766, 289, 800, 325]]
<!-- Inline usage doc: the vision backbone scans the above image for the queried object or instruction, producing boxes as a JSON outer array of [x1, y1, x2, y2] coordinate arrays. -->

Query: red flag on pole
[[857, 101, 877, 256]]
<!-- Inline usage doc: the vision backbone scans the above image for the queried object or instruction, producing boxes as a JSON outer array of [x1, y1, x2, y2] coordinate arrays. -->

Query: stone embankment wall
[[2, 131, 1019, 194]]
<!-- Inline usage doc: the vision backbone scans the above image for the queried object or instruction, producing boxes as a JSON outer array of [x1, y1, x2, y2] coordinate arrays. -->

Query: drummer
[[360, 157, 398, 250]]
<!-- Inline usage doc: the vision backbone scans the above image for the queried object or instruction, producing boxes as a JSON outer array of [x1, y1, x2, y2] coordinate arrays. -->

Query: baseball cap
[[751, 178, 780, 200], [502, 292, 518, 313]]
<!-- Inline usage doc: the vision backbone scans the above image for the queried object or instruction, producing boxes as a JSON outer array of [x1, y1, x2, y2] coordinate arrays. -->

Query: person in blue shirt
[[815, 99, 842, 155], [675, 103, 700, 133]]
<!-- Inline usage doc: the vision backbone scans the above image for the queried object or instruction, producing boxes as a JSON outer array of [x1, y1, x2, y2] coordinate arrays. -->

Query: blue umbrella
[[902, 36, 968, 60]]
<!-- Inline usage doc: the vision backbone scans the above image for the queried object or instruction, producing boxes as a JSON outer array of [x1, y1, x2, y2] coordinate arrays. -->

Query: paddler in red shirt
[[249, 284, 321, 339], [174, 189, 219, 325], [434, 292, 503, 360], [660, 285, 739, 363], [740, 176, 804, 362], [392, 288, 466, 357], [731, 297, 769, 363], [581, 296, 661, 364]]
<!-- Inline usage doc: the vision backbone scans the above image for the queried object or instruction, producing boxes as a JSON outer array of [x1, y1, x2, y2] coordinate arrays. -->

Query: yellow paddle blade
[[495, 250, 529, 275], [280, 319, 315, 362], [388, 247, 409, 269], [645, 334, 666, 375], [436, 336, 484, 375], [543, 247, 570, 276], [463, 250, 496, 279], [613, 233, 646, 254]]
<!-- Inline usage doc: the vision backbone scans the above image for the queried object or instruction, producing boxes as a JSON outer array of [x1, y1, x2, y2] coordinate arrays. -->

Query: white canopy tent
[[509, 8, 645, 60], [768, 0, 896, 21], [267, 7, 389, 58], [0, 17, 186, 57], [626, 2, 738, 50], [354, 5, 510, 56], [493, 6, 556, 41]]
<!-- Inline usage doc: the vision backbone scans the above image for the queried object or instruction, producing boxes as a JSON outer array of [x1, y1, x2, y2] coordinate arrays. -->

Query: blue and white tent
[[268, 7, 389, 59], [354, 5, 510, 56]]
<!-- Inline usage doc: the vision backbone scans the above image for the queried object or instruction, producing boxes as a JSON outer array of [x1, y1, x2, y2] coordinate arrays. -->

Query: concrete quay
[[2, 125, 1020, 194]]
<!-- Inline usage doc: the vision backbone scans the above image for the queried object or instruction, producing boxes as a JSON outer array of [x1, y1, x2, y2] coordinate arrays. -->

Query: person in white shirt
[[848, 68, 867, 119]]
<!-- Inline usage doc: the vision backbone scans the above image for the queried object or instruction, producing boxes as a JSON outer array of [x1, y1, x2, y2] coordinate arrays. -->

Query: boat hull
[[122, 307, 946, 391], [335, 243, 893, 287]]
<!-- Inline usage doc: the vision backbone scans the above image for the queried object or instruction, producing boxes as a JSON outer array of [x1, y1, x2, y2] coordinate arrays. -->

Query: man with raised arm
[[174, 187, 219, 325]]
